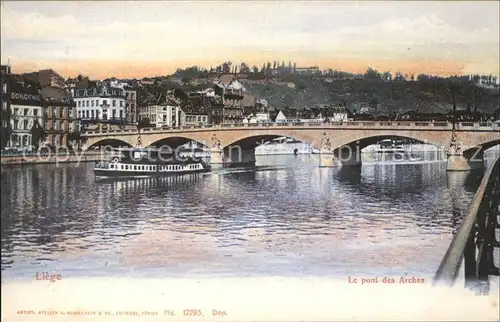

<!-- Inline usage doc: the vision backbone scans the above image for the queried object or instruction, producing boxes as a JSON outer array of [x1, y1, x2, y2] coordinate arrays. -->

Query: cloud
[[1, 1, 498, 78]]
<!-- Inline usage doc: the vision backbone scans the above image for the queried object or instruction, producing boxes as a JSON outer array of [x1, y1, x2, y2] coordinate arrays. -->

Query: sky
[[1, 1, 499, 80]]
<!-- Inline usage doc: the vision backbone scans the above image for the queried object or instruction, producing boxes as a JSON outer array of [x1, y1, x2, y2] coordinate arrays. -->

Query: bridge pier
[[210, 147, 255, 169], [334, 146, 362, 167], [319, 149, 342, 167]]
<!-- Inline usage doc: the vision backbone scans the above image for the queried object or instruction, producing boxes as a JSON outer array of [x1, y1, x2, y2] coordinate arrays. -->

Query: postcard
[[1, 1, 499, 321]]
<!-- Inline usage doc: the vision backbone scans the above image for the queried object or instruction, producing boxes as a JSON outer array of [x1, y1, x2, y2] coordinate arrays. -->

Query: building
[[8, 77, 43, 149], [139, 104, 184, 127], [184, 113, 209, 126], [330, 106, 349, 121], [275, 110, 287, 123], [294, 67, 320, 76], [124, 87, 138, 123], [1, 65, 12, 149], [212, 80, 246, 124], [23, 69, 66, 89], [40, 86, 76, 147], [245, 112, 271, 124], [74, 81, 126, 122]]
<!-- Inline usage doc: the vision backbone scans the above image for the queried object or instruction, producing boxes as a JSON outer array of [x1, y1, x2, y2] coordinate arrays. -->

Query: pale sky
[[1, 1, 499, 79]]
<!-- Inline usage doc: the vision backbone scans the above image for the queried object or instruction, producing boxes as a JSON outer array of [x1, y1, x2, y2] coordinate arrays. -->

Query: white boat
[[362, 139, 442, 153], [93, 147, 211, 179], [255, 137, 319, 156]]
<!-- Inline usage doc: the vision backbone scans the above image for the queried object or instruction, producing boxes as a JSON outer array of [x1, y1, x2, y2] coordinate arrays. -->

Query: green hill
[[241, 76, 499, 115]]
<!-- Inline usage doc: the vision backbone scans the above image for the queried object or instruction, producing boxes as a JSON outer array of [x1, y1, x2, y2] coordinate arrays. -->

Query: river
[[2, 149, 498, 281]]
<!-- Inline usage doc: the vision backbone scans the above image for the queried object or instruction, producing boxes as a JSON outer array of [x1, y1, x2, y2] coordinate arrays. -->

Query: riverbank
[[1, 152, 103, 166]]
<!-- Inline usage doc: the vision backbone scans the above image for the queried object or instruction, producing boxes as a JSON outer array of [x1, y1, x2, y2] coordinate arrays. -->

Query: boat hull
[[93, 168, 210, 178]]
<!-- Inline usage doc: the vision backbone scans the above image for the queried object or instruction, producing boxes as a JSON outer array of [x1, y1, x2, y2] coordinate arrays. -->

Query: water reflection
[[1, 152, 498, 280]]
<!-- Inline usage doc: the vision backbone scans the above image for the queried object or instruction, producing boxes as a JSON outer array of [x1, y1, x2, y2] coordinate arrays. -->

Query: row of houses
[[0, 66, 145, 150], [1, 66, 78, 150]]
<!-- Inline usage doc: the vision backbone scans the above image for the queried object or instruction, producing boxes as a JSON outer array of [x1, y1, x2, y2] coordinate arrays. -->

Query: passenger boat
[[93, 147, 211, 178], [363, 139, 442, 154]]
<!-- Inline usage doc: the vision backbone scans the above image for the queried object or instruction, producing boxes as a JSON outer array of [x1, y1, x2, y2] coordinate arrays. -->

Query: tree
[[68, 130, 83, 150], [394, 72, 405, 82], [137, 118, 152, 131], [369, 97, 379, 110], [252, 65, 259, 73], [240, 62, 250, 73], [382, 71, 392, 81], [364, 67, 382, 81], [222, 61, 232, 73]]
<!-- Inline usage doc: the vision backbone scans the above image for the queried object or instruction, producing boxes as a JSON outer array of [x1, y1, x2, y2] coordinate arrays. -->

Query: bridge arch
[[86, 138, 134, 150], [462, 138, 500, 156], [147, 136, 209, 149]]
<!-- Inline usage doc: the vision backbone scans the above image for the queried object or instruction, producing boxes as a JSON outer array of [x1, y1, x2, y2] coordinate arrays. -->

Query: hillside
[[241, 76, 500, 115]]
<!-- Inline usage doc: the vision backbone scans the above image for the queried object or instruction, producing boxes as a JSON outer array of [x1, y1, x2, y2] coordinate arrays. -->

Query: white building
[[74, 81, 126, 121], [139, 105, 184, 127], [247, 112, 271, 123], [275, 110, 287, 123], [184, 113, 209, 126], [331, 106, 349, 121], [9, 92, 43, 149]]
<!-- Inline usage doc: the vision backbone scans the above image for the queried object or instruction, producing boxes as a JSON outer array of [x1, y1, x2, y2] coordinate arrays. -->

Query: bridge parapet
[[82, 121, 500, 136]]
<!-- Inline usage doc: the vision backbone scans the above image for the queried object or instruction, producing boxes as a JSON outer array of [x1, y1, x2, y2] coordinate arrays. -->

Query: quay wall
[[1, 152, 102, 166]]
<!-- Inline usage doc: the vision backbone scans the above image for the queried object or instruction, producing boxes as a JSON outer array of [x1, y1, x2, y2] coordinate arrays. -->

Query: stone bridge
[[83, 121, 500, 171]]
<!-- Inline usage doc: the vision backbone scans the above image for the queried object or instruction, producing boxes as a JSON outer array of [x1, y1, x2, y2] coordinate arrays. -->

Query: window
[[102, 100, 107, 106], [120, 110, 123, 119], [110, 164, 114, 169], [85, 110, 89, 118], [125, 165, 129, 170], [112, 100, 116, 107], [112, 110, 116, 119], [78, 101, 81, 107], [86, 101, 89, 107], [23, 119, 28, 129], [34, 109, 38, 117], [78, 111, 82, 118], [59, 108, 64, 118], [120, 101, 123, 107], [134, 165, 137, 170]]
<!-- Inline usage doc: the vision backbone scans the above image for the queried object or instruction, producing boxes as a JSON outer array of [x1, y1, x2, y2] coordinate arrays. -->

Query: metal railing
[[433, 156, 500, 294]]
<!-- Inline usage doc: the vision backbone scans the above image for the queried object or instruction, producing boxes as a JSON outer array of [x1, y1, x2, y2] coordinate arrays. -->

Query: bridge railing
[[433, 156, 500, 294], [82, 121, 499, 135]]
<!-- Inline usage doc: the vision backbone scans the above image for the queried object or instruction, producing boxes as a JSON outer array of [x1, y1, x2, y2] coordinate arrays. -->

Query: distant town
[[1, 60, 499, 152]]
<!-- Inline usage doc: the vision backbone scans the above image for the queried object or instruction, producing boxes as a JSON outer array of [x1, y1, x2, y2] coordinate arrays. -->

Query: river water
[[1, 149, 499, 281]]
